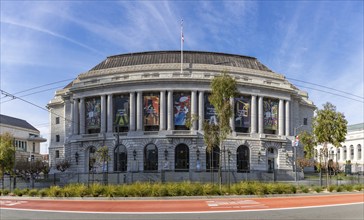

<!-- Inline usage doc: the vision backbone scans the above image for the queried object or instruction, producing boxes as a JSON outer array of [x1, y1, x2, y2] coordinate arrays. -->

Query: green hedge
[[1, 182, 363, 197]]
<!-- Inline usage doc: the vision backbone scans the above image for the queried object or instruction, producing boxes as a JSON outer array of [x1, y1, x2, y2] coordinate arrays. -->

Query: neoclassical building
[[315, 123, 364, 173], [48, 51, 315, 182]]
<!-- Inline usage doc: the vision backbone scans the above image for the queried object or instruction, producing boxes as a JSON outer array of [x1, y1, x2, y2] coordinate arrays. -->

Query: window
[[114, 145, 127, 172], [350, 145, 354, 160], [175, 144, 189, 171], [358, 144, 362, 160], [56, 135, 60, 142], [33, 142, 35, 153], [237, 145, 250, 172], [55, 150, 60, 158], [337, 149, 341, 161], [55, 117, 60, 124], [144, 144, 158, 171], [206, 146, 220, 171], [343, 146, 347, 160], [303, 118, 308, 125]]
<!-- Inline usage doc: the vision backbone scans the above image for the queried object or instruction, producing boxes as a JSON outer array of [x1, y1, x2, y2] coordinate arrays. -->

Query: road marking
[[0, 200, 28, 206], [206, 199, 267, 209]]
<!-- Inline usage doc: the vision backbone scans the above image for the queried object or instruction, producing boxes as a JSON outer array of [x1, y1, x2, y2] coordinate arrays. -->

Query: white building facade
[[0, 114, 46, 161], [315, 123, 364, 173], [48, 51, 315, 182]]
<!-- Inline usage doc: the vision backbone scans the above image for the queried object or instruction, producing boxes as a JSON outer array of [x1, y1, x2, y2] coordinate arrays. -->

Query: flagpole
[[181, 19, 183, 74]]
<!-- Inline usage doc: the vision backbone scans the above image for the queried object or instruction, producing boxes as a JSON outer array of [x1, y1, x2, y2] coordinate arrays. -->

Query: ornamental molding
[[263, 141, 282, 149]]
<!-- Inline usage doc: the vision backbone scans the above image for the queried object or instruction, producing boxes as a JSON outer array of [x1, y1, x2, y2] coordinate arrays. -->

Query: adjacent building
[[0, 114, 47, 161], [315, 123, 364, 173], [47, 51, 315, 182]]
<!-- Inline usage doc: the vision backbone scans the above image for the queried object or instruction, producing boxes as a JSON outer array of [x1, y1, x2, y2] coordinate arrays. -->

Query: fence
[[1, 170, 363, 190]]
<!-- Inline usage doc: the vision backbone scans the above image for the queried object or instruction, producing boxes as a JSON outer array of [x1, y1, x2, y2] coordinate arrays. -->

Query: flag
[[181, 19, 184, 43]]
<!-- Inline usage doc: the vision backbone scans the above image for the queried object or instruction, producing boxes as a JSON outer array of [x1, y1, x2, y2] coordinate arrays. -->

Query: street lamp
[[293, 125, 304, 182]]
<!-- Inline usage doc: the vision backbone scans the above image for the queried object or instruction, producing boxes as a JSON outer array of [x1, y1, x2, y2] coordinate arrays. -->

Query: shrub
[[28, 189, 39, 197], [103, 185, 117, 197], [343, 185, 353, 192], [38, 189, 48, 197], [354, 184, 364, 191], [336, 186, 343, 192], [13, 188, 24, 196], [327, 185, 336, 192], [299, 185, 309, 193], [313, 186, 323, 193], [89, 183, 105, 197], [47, 186, 62, 197], [1, 189, 10, 196]]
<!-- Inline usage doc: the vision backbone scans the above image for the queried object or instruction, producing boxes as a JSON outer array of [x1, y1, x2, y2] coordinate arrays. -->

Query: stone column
[[229, 97, 235, 132], [80, 98, 85, 134], [129, 92, 136, 131], [160, 91, 166, 131], [285, 100, 290, 136], [278, 99, 284, 136], [107, 94, 113, 133], [70, 101, 74, 135], [136, 91, 143, 131], [258, 96, 264, 134], [101, 95, 106, 133], [167, 90, 174, 131], [251, 95, 257, 134], [198, 91, 204, 131], [191, 90, 197, 130], [73, 99, 79, 135]]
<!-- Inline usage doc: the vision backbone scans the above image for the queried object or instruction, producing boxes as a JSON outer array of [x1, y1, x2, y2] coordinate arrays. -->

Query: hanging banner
[[113, 95, 129, 128], [174, 92, 191, 126], [85, 97, 101, 130], [204, 93, 218, 125], [263, 99, 278, 130], [143, 95, 160, 126], [234, 96, 250, 129]]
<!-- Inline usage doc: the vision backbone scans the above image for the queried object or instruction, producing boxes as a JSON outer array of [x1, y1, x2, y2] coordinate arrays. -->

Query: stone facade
[[47, 51, 315, 181]]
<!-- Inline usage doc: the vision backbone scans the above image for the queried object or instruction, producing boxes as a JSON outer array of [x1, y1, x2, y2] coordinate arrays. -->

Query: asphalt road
[[1, 203, 363, 220]]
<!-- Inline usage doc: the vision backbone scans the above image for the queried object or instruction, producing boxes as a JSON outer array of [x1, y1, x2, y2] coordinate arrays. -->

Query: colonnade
[[70, 91, 291, 136]]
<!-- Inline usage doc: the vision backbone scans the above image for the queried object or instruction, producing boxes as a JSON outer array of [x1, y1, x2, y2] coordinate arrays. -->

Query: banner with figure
[[263, 98, 278, 130], [85, 97, 101, 132], [143, 95, 160, 126], [204, 93, 217, 125], [235, 96, 250, 130], [113, 95, 129, 130], [174, 92, 191, 126]]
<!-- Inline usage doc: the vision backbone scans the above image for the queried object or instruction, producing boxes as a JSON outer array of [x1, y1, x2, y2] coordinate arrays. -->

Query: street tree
[[56, 159, 71, 172], [208, 71, 238, 188], [312, 102, 347, 185], [0, 132, 15, 189]]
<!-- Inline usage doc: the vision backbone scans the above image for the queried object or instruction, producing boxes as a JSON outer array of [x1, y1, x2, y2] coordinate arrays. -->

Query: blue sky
[[1, 1, 363, 154]]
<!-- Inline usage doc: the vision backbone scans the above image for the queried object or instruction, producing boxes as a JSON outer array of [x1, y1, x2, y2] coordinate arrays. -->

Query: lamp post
[[75, 152, 79, 165], [293, 125, 304, 182]]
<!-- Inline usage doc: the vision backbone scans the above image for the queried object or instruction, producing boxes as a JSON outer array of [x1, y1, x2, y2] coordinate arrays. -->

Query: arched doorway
[[237, 145, 250, 172], [144, 144, 158, 171], [175, 144, 189, 171], [267, 147, 277, 173], [88, 146, 96, 172], [114, 145, 127, 172], [206, 146, 219, 172]]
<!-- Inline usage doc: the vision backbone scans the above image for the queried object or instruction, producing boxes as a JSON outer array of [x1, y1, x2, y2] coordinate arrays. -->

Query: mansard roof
[[0, 114, 39, 132], [90, 50, 273, 72]]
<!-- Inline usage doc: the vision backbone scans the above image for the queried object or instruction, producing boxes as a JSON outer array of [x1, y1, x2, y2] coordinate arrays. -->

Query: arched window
[[350, 145, 354, 160], [144, 144, 158, 171], [114, 145, 127, 172], [175, 144, 189, 171], [237, 145, 250, 172], [358, 144, 362, 160], [343, 146, 347, 160], [206, 146, 219, 171], [337, 148, 341, 161], [89, 146, 96, 172]]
